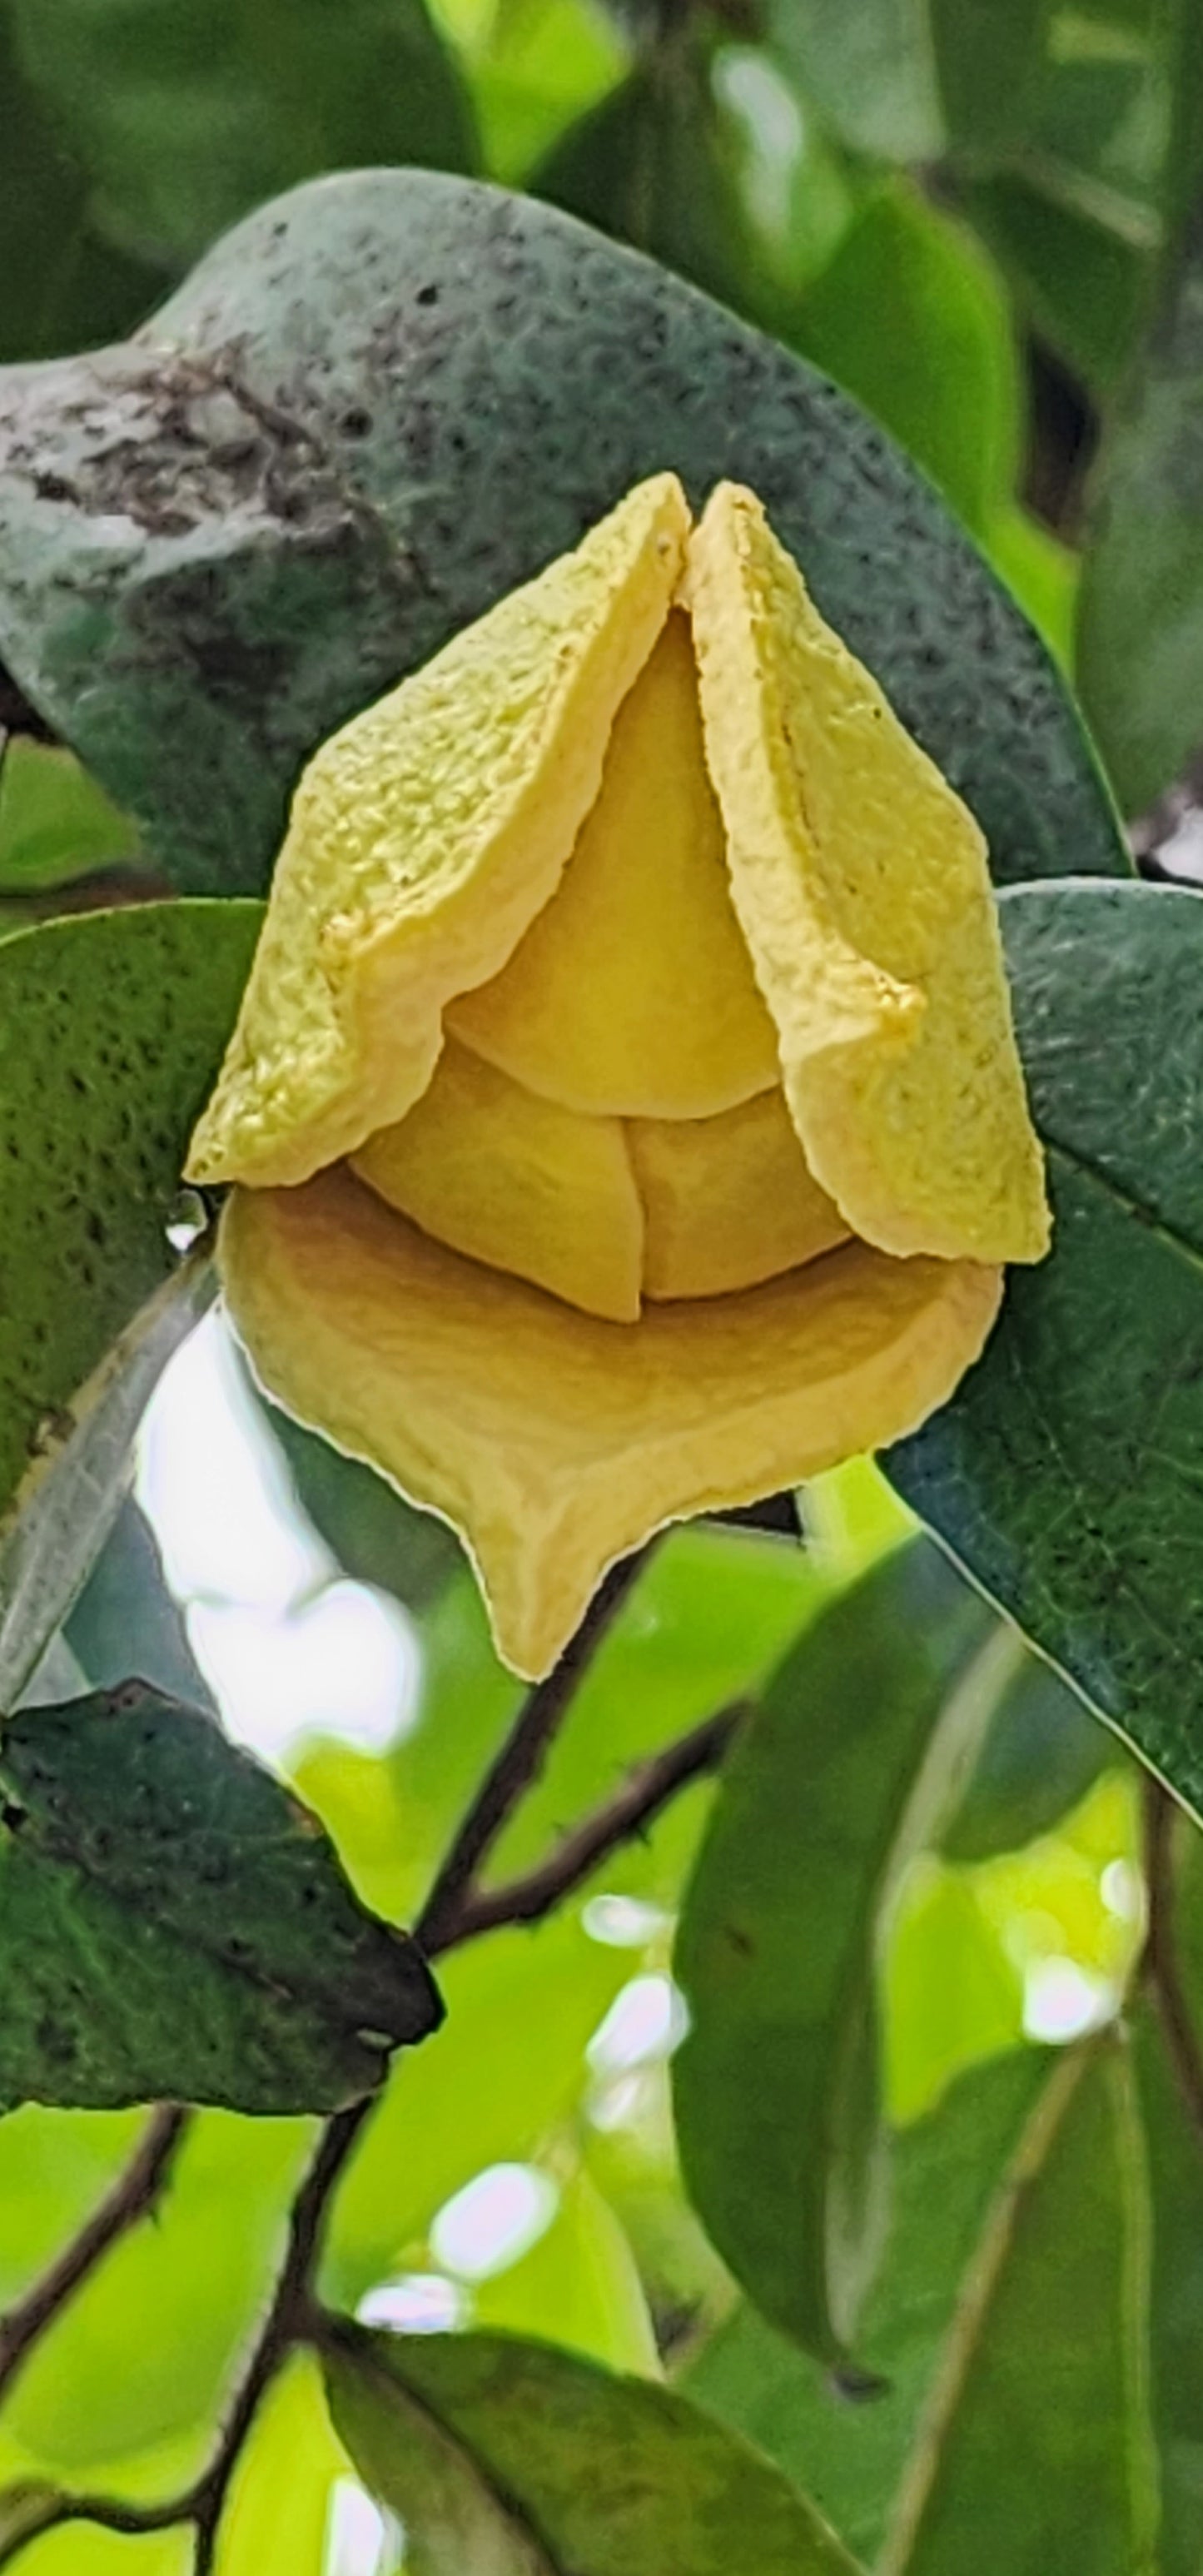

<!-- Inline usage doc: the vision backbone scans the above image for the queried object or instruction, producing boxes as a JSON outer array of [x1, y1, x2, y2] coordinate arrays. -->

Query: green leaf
[[964, 172, 1151, 394], [0, 4, 160, 365], [684, 2047, 1051, 2564], [216, 2355, 351, 2576], [470, 2168, 659, 2374], [673, 1539, 1010, 2362], [0, 1681, 441, 2113], [0, 1250, 211, 1713], [10, 0, 479, 271], [0, 2112, 309, 2483], [0, 901, 257, 1698], [0, 170, 1126, 894], [0, 741, 138, 892], [462, 0, 629, 188], [1077, 195, 1203, 814], [889, 880, 1203, 1820], [941, 1650, 1110, 1863], [1131, 1981, 1203, 2576], [246, 1365, 463, 1613], [788, 183, 1022, 534], [534, 47, 853, 337], [929, 0, 1053, 154], [321, 1911, 630, 2307], [873, 2040, 1156, 2573], [768, 0, 943, 162], [323, 2325, 862, 2574], [63, 1494, 214, 1705]]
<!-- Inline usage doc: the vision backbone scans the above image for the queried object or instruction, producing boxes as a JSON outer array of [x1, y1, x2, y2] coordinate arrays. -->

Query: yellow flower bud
[[189, 475, 1048, 1678]]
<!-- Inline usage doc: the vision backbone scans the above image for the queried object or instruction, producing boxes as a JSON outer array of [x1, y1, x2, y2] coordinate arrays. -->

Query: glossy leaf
[[1077, 195, 1203, 814], [684, 2047, 1051, 2564], [789, 184, 1022, 534], [0, 1682, 440, 2113], [10, 0, 478, 270], [890, 881, 1203, 1819], [0, 170, 1126, 895], [324, 2325, 862, 2574], [0, 902, 258, 1649], [674, 1540, 1008, 2361]]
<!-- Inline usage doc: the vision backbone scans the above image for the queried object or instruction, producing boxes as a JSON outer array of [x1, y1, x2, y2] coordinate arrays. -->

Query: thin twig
[[435, 1701, 744, 1952], [1141, 1776, 1203, 2144], [415, 1549, 654, 1952], [0, 2106, 189, 2404]]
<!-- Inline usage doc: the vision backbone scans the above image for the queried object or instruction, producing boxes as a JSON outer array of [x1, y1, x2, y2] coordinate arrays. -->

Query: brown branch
[[1142, 1776, 1203, 2142], [435, 1701, 744, 1952], [0, 2106, 188, 2405], [415, 1547, 654, 1953]]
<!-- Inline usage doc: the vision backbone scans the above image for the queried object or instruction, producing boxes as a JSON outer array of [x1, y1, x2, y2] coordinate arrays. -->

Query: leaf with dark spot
[[0, 1682, 442, 2114]]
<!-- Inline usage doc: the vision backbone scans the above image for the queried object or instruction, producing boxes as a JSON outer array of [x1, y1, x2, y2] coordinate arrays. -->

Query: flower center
[[351, 610, 846, 1320]]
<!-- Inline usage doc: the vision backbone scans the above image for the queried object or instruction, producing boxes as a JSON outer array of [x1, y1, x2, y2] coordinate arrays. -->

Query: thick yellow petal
[[351, 1037, 644, 1324], [629, 1088, 848, 1300], [447, 610, 780, 1116], [220, 1167, 1002, 1680], [188, 474, 690, 1188], [685, 485, 1050, 1264]]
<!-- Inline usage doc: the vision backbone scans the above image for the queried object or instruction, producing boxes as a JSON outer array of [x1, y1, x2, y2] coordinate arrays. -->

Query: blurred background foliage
[[3, 0, 1203, 2569]]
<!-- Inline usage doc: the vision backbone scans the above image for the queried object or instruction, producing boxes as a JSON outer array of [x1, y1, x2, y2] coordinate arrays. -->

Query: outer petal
[[220, 1169, 1002, 1679], [686, 485, 1050, 1265], [188, 473, 689, 1188]]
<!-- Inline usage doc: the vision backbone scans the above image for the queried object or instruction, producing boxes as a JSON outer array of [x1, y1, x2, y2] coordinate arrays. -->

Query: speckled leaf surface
[[673, 1541, 1004, 2365], [0, 1682, 441, 2113], [324, 2325, 862, 2574], [0, 902, 260, 1673], [890, 879, 1203, 1816], [0, 169, 1126, 894]]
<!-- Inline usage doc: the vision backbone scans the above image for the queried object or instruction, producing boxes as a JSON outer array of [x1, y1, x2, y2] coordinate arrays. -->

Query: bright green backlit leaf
[[470, 2168, 659, 2374], [0, 741, 137, 893]]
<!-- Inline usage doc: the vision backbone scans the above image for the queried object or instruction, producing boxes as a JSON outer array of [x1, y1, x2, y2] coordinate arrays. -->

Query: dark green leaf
[[872, 2040, 1155, 2574], [64, 1494, 214, 1704], [673, 1540, 1008, 2362], [942, 1648, 1110, 1863], [0, 739, 138, 893], [890, 881, 1203, 1819], [246, 1365, 463, 1613], [930, 0, 1052, 155], [0, 1681, 441, 2113], [0, 902, 258, 1695], [0, 170, 1127, 894], [1077, 193, 1203, 814], [789, 183, 1021, 535], [324, 2325, 862, 2573], [0, 4, 159, 366], [963, 173, 1151, 394], [0, 1249, 211, 1713], [10, 0, 479, 270], [684, 2048, 1052, 2564]]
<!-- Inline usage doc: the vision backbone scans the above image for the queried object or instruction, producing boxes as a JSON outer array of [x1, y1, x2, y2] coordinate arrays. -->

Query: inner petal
[[446, 609, 781, 1118], [351, 1037, 644, 1324], [629, 1089, 850, 1300]]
